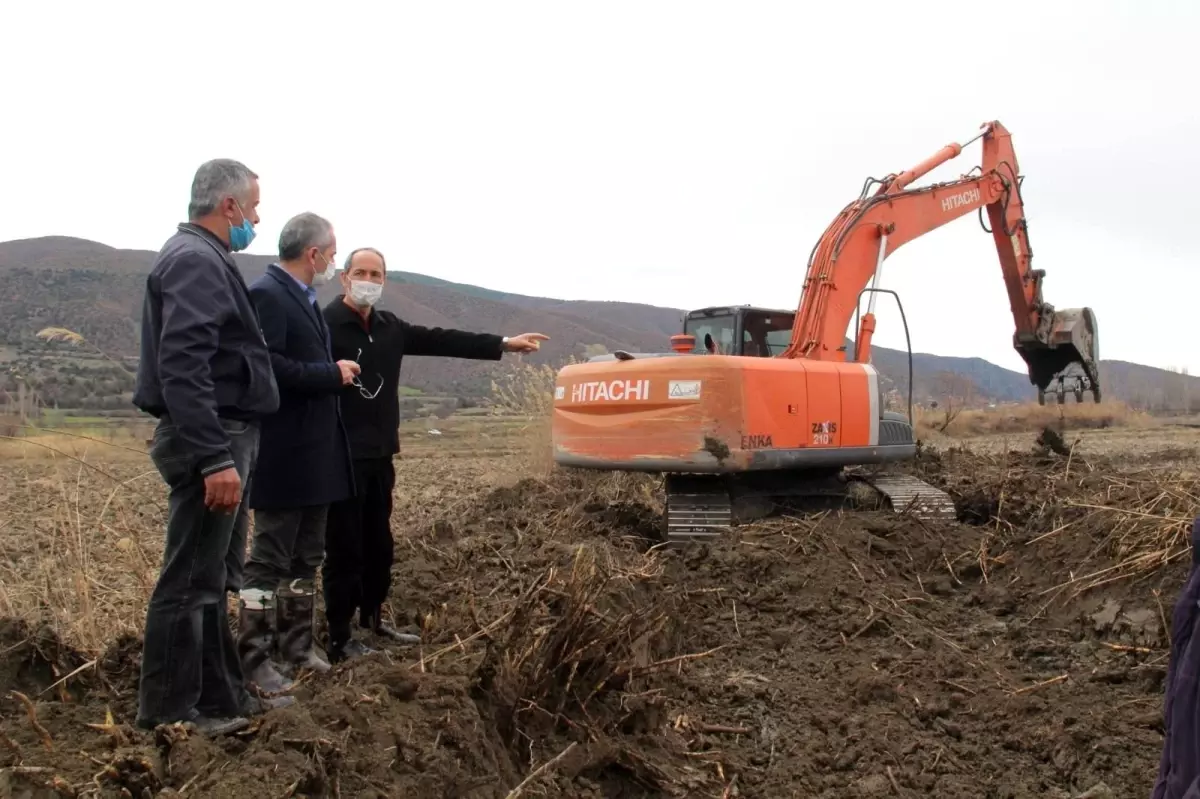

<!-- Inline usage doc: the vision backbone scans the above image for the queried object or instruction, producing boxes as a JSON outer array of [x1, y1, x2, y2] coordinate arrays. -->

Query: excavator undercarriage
[[663, 471, 958, 543], [661, 415, 958, 545]]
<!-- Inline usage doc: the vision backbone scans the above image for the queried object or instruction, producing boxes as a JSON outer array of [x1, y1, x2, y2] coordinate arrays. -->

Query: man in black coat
[[237, 212, 362, 686], [321, 246, 547, 662], [132, 158, 292, 736]]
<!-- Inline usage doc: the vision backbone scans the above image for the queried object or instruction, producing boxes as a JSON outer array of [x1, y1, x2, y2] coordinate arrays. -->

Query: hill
[[1, 235, 1196, 414]]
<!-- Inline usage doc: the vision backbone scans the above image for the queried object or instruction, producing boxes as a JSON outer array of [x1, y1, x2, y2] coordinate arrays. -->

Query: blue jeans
[[136, 417, 260, 726]]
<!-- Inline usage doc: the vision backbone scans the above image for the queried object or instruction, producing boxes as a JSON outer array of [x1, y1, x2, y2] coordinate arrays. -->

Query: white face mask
[[312, 255, 337, 286], [349, 279, 383, 308]]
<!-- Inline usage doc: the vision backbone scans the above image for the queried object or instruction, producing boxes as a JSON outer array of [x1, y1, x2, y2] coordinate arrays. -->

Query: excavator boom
[[786, 121, 1100, 401]]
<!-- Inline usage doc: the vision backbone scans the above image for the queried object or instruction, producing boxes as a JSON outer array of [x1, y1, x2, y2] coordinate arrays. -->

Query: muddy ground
[[1, 439, 1193, 798]]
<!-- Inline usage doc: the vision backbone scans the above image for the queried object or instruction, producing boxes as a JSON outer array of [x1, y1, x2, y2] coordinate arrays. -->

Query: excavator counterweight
[[551, 121, 1101, 544]]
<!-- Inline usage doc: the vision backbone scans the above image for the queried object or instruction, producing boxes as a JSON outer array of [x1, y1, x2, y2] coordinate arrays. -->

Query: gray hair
[[187, 158, 258, 219], [343, 247, 387, 272], [278, 212, 335, 261]]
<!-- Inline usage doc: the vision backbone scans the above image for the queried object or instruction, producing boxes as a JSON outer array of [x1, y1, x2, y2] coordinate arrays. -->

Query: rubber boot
[[361, 606, 422, 645], [236, 589, 295, 694], [276, 580, 331, 673]]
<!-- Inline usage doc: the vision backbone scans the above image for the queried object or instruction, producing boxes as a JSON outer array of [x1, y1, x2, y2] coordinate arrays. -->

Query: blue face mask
[[228, 201, 256, 252]]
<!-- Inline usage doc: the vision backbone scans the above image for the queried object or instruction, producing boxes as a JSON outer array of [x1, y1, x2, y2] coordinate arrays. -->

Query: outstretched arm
[[403, 323, 549, 359]]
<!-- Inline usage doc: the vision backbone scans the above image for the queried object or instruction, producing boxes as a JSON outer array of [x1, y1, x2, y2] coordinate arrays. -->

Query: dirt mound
[[1, 445, 1194, 797], [0, 617, 520, 798]]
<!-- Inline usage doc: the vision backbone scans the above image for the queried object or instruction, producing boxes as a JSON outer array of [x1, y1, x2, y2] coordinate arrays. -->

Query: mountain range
[[0, 235, 1194, 413]]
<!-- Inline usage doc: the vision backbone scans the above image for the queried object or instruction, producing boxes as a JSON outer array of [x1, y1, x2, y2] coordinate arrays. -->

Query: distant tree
[[930, 371, 981, 431], [431, 398, 458, 420]]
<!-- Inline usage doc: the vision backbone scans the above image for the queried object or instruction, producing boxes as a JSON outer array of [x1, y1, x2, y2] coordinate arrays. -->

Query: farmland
[[0, 402, 1195, 797]]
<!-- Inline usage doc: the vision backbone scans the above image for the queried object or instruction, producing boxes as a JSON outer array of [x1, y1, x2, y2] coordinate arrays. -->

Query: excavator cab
[[680, 306, 795, 357]]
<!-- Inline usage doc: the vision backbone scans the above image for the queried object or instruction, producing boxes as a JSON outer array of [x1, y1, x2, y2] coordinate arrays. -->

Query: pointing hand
[[503, 333, 550, 353]]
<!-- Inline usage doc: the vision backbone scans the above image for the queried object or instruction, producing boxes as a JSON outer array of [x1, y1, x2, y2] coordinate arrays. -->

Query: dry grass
[[921, 445, 1200, 599], [0, 427, 151, 460], [0, 452, 164, 653], [1032, 464, 1198, 596], [3, 335, 1193, 798], [0, 365, 1193, 659], [488, 357, 566, 476], [0, 362, 564, 655], [479, 543, 671, 743], [915, 400, 1147, 438]]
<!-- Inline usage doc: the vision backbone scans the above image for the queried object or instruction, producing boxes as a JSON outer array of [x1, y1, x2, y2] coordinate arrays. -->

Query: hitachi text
[[941, 187, 980, 212], [571, 380, 650, 402]]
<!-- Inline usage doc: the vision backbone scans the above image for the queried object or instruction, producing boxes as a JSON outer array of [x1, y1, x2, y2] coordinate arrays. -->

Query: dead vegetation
[[915, 399, 1147, 438], [915, 441, 1199, 600], [0, 376, 1198, 795]]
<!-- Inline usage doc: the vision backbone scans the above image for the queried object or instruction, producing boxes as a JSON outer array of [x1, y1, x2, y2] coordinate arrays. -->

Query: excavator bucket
[[1015, 307, 1102, 405]]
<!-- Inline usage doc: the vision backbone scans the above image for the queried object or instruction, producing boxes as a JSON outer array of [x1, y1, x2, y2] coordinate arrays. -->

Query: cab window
[[742, 312, 794, 357], [683, 314, 737, 354]]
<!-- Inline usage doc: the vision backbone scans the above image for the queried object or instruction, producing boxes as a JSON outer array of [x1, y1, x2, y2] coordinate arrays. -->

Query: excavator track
[[854, 473, 958, 522], [664, 481, 732, 544], [661, 470, 958, 545]]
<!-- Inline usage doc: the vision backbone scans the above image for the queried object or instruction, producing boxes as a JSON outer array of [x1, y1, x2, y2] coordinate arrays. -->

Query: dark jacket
[[1153, 517, 1200, 799], [323, 296, 505, 460], [246, 265, 354, 510], [133, 223, 279, 476]]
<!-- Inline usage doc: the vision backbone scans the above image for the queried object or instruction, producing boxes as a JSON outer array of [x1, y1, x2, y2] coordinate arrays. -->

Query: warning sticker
[[668, 380, 702, 400]]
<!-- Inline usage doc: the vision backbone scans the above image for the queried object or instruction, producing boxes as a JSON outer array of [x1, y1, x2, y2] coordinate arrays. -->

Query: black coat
[[246, 265, 355, 510], [132, 223, 280, 476], [323, 296, 505, 460]]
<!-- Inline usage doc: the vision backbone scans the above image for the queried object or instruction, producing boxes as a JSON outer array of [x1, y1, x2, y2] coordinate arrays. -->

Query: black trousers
[[322, 457, 395, 638], [137, 417, 259, 726], [243, 506, 328, 593]]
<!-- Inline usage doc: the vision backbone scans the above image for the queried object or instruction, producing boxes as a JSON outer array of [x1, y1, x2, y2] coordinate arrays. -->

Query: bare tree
[[930, 371, 980, 431]]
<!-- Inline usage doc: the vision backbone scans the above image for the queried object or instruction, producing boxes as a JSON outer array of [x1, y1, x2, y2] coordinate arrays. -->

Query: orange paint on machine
[[553, 356, 887, 470]]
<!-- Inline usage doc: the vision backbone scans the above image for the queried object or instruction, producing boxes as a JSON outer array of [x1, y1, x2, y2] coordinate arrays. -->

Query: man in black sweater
[[321, 246, 547, 662], [132, 158, 292, 735]]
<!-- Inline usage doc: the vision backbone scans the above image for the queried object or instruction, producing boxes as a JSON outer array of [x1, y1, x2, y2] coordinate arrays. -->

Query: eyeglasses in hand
[[350, 347, 383, 399], [352, 373, 384, 399]]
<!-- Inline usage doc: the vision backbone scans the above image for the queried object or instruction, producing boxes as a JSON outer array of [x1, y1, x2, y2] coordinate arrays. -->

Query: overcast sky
[[2, 1, 1195, 375]]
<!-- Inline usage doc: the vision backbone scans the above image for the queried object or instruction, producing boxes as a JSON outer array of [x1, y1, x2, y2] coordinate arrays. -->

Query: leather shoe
[[361, 607, 422, 644], [192, 715, 250, 736], [374, 621, 422, 645], [329, 637, 377, 664]]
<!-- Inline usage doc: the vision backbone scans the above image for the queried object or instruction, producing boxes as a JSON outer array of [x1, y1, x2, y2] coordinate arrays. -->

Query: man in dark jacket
[[132, 158, 290, 736], [238, 212, 360, 684], [1152, 516, 1200, 798], [320, 246, 548, 662]]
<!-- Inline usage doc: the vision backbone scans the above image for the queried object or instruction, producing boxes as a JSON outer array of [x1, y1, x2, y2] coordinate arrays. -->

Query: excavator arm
[[783, 121, 1101, 401]]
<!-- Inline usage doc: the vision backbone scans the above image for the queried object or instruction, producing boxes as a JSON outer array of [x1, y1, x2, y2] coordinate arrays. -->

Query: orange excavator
[[551, 121, 1101, 543]]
